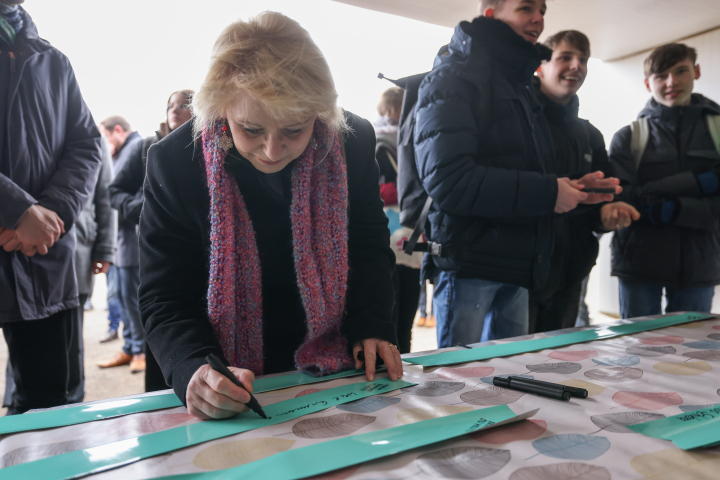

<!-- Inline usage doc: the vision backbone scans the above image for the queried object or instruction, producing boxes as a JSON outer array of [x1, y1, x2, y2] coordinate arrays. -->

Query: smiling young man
[[530, 31, 637, 333], [608, 43, 720, 318], [414, 1, 619, 347]]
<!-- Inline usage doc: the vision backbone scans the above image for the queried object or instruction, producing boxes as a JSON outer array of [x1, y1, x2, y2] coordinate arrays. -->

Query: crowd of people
[[1, 0, 718, 419]]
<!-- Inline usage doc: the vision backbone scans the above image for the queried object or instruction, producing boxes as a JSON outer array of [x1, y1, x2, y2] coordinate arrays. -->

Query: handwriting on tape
[[678, 406, 720, 423]]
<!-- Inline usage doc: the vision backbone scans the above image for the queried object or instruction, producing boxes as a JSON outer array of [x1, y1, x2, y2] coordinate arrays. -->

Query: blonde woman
[[138, 12, 402, 419]]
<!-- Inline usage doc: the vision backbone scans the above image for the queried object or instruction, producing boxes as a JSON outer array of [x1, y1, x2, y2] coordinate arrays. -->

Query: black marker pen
[[205, 354, 267, 419], [506, 376, 589, 398], [494, 376, 570, 402]]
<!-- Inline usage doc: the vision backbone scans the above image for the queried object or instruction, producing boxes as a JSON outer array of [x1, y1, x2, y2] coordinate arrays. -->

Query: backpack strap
[[402, 196, 443, 256], [630, 117, 650, 170], [707, 114, 720, 155]]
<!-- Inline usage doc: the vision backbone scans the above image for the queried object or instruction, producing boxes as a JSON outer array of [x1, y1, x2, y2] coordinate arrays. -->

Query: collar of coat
[[447, 16, 551, 84]]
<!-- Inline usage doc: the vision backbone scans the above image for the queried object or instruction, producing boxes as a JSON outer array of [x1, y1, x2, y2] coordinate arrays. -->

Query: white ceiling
[[331, 0, 720, 61]]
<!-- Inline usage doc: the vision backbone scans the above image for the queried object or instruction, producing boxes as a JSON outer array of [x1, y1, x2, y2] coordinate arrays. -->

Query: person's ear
[[644, 78, 651, 93], [536, 64, 545, 79], [113, 125, 124, 135], [695, 64, 701, 80], [483, 8, 495, 18]]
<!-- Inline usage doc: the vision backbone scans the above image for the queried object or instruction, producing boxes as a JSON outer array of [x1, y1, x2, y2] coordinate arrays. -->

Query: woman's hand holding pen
[[353, 338, 403, 382], [186, 364, 254, 419], [577, 171, 622, 204]]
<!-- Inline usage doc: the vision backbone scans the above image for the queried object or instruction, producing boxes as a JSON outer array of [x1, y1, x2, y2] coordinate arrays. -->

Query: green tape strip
[[628, 405, 720, 450], [404, 312, 716, 367], [0, 393, 183, 435], [159, 405, 522, 480], [0, 368, 369, 435], [252, 367, 368, 393], [0, 378, 414, 480]]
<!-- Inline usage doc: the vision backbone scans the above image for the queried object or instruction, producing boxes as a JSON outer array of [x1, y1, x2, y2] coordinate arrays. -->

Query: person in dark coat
[[139, 12, 402, 420], [413, 0, 618, 348], [109, 89, 193, 392], [373, 87, 423, 354], [609, 43, 720, 318], [97, 116, 145, 373], [0, 2, 101, 414], [529, 30, 634, 333]]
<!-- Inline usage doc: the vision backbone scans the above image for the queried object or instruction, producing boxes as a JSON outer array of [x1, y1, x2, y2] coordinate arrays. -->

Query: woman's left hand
[[353, 338, 403, 382]]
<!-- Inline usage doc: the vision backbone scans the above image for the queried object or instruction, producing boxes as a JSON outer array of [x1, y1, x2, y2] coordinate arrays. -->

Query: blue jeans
[[433, 272, 529, 348], [106, 266, 121, 332], [117, 266, 145, 355], [618, 279, 715, 319]]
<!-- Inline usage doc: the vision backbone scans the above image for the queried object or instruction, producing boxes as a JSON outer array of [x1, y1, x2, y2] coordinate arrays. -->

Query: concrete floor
[[0, 276, 439, 415]]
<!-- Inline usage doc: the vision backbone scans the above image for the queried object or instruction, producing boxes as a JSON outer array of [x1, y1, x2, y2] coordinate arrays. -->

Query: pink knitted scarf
[[202, 119, 354, 376]]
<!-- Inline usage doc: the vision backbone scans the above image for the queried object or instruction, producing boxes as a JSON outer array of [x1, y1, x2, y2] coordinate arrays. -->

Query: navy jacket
[[111, 132, 142, 268], [414, 17, 558, 289], [610, 94, 720, 287], [534, 86, 608, 298], [0, 8, 101, 321]]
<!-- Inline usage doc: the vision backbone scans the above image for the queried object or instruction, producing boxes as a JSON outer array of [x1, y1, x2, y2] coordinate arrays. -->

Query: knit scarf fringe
[[202, 120, 354, 376]]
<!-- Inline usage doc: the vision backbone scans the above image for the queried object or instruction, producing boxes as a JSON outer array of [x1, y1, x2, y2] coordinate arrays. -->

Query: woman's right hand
[[186, 364, 255, 419]]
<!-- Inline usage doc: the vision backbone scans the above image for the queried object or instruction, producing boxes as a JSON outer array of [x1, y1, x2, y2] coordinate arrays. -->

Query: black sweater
[[138, 113, 397, 404]]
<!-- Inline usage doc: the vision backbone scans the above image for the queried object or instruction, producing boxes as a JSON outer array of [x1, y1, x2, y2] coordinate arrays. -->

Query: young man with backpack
[[608, 43, 720, 318], [412, 0, 618, 347]]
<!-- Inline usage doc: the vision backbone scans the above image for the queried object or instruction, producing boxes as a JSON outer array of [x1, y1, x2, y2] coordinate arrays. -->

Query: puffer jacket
[[414, 16, 558, 290], [534, 86, 609, 296], [609, 94, 720, 287], [0, 7, 101, 321]]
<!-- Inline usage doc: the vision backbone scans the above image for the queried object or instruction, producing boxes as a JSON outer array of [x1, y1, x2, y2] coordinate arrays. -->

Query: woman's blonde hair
[[192, 12, 346, 139]]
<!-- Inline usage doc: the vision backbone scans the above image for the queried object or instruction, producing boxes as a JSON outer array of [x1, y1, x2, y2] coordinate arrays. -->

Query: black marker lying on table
[[205, 354, 267, 419], [493, 376, 588, 402]]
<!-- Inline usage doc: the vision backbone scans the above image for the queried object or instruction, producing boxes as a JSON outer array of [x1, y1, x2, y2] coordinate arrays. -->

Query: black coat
[[0, 7, 101, 321], [533, 88, 608, 298], [414, 17, 558, 290], [109, 132, 162, 226], [138, 114, 397, 404], [609, 94, 720, 287]]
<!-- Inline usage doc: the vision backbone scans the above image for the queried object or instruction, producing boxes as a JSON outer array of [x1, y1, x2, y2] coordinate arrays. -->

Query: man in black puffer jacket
[[414, 0, 617, 347], [609, 43, 720, 318]]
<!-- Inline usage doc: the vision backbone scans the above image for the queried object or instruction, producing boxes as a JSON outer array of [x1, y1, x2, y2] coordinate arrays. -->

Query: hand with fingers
[[186, 364, 255, 419], [555, 177, 588, 213], [353, 338, 404, 382], [577, 171, 622, 204], [601, 201, 641, 231], [93, 261, 112, 274], [13, 205, 65, 255], [0, 227, 37, 256]]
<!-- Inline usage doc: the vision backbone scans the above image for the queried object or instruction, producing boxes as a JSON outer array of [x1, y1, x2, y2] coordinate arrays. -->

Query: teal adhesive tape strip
[[403, 312, 716, 367], [0, 378, 415, 480], [158, 405, 526, 480], [627, 405, 720, 450], [0, 393, 183, 435], [0, 368, 371, 435]]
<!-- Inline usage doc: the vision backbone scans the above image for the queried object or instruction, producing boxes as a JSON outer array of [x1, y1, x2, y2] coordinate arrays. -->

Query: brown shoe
[[416, 316, 426, 327], [425, 316, 436, 328], [130, 354, 146, 373], [97, 351, 132, 368]]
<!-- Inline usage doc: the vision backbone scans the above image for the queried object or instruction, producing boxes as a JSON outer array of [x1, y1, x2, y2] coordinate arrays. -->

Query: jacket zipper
[[9, 51, 15, 72]]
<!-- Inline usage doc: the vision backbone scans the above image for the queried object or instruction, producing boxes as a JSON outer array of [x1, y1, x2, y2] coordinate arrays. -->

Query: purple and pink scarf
[[201, 119, 354, 376]]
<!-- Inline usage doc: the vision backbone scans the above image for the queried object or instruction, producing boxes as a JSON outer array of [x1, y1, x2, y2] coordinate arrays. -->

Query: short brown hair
[[479, 0, 508, 12], [644, 43, 697, 79], [543, 30, 590, 57], [377, 87, 403, 117], [100, 115, 131, 133]]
